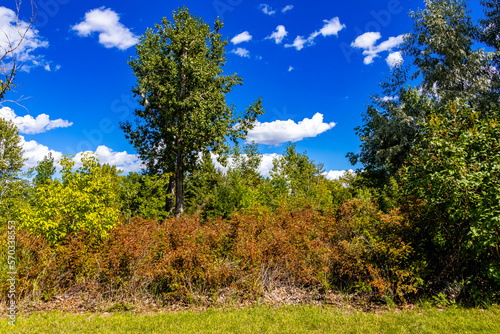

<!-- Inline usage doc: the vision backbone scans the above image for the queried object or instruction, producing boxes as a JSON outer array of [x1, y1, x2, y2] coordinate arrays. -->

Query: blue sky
[[0, 0, 484, 178]]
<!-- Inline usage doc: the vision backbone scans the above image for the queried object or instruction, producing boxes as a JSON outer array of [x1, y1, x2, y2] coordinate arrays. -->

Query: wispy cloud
[[282, 5, 294, 13], [246, 113, 336, 145], [231, 47, 250, 58], [258, 4, 276, 15], [72, 7, 139, 50], [285, 17, 346, 50]]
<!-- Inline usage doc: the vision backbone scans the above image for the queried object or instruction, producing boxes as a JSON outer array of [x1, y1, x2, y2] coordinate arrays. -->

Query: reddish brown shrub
[[1, 202, 424, 306]]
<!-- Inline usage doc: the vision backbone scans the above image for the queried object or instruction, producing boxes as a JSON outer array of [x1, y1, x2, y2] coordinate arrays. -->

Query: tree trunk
[[174, 47, 188, 218], [165, 174, 175, 214], [174, 150, 184, 217]]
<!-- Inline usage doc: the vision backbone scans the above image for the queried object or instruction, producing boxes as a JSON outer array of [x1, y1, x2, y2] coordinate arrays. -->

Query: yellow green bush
[[19, 153, 120, 244]]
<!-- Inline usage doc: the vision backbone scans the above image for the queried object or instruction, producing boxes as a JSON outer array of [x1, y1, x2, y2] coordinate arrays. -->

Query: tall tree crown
[[121, 7, 264, 216]]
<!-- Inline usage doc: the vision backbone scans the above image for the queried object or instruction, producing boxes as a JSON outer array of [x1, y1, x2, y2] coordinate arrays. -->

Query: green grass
[[2, 305, 500, 333]]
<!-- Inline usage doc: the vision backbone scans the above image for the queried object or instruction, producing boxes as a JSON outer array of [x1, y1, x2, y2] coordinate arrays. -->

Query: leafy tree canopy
[[121, 6, 265, 216]]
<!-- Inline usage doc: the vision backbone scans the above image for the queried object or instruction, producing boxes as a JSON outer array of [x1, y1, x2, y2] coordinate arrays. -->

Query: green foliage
[[209, 144, 264, 218], [270, 143, 332, 210], [404, 0, 497, 108], [481, 0, 500, 60], [401, 102, 500, 300], [348, 88, 433, 175], [350, 0, 500, 179], [185, 143, 265, 219], [20, 153, 120, 244], [330, 171, 356, 211], [121, 6, 265, 216], [0, 118, 27, 222], [185, 151, 224, 216], [119, 172, 171, 221], [332, 198, 423, 301], [30, 152, 56, 187]]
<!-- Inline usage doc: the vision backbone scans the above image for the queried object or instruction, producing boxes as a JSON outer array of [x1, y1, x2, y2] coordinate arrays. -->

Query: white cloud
[[351, 32, 406, 66], [351, 32, 381, 49], [258, 153, 280, 177], [211, 152, 350, 180], [231, 31, 252, 45], [316, 17, 346, 38], [44, 64, 62, 72], [231, 47, 250, 58], [288, 66, 294, 72], [285, 17, 345, 51], [363, 54, 378, 65], [323, 169, 355, 180], [20, 136, 63, 169], [74, 145, 143, 173], [246, 113, 336, 145], [378, 35, 406, 51], [20, 139, 143, 174], [209, 152, 280, 178], [282, 5, 294, 13], [71, 7, 139, 50], [0, 6, 50, 71], [386, 51, 403, 68], [378, 95, 398, 102], [266, 25, 287, 44], [285, 35, 307, 51], [0, 107, 73, 134], [259, 4, 276, 15]]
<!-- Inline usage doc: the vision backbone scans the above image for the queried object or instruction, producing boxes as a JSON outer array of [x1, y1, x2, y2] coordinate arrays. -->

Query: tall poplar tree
[[121, 7, 264, 217]]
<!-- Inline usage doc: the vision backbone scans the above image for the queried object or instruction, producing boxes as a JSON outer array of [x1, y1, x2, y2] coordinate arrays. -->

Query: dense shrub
[[119, 172, 171, 221], [19, 154, 120, 244], [400, 103, 500, 302], [331, 198, 423, 301], [2, 202, 426, 306]]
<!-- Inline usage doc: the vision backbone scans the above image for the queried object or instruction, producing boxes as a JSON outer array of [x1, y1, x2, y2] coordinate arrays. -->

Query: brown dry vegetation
[[1, 199, 423, 312]]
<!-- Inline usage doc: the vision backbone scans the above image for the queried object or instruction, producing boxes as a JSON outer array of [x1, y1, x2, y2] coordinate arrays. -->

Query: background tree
[[0, 117, 26, 221], [347, 87, 433, 176], [121, 6, 265, 217], [205, 143, 263, 218], [119, 172, 171, 222], [349, 0, 499, 178], [184, 151, 224, 216], [404, 0, 498, 109], [270, 143, 332, 210], [480, 0, 500, 61], [30, 152, 56, 187]]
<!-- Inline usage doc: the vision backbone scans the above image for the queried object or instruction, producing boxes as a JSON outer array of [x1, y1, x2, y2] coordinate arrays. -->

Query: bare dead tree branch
[[0, 0, 37, 104]]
